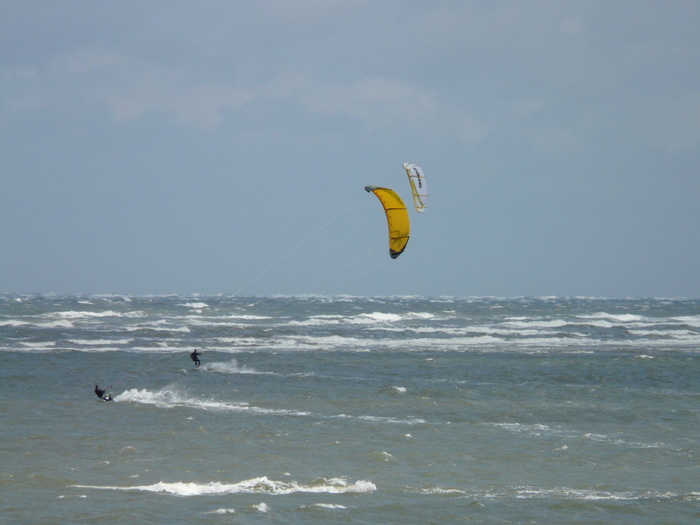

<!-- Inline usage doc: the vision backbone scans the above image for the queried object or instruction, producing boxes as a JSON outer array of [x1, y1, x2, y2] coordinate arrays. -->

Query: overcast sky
[[2, 0, 699, 298]]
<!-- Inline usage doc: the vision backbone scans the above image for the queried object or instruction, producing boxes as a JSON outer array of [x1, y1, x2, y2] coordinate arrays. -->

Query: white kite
[[403, 163, 428, 213]]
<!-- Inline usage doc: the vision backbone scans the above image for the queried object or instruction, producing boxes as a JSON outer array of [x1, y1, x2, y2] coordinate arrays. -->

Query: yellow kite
[[365, 186, 411, 259]]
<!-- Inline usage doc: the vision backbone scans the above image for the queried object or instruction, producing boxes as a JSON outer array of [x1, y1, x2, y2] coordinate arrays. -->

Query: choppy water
[[1, 294, 699, 524]]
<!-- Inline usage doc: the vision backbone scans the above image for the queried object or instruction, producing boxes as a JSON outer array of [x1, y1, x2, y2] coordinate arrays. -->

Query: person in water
[[94, 385, 112, 401], [190, 349, 202, 368]]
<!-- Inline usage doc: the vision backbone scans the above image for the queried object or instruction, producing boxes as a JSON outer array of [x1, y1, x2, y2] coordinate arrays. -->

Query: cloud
[[271, 69, 438, 130], [3, 47, 440, 134], [99, 64, 253, 129], [2, 50, 251, 129], [2, 1, 700, 296]]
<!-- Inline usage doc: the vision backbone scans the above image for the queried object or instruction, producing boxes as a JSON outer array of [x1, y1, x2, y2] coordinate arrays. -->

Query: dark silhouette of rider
[[190, 350, 202, 368], [94, 385, 112, 401]]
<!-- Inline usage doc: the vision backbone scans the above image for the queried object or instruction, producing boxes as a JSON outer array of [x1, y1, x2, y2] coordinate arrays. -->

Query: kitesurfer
[[190, 349, 202, 368], [94, 385, 113, 401]]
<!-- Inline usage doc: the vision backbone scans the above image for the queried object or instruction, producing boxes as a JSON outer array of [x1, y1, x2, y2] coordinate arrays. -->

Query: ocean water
[[1, 294, 699, 524]]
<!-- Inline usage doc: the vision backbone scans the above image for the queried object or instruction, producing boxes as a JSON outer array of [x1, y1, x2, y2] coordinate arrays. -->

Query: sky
[[1, 0, 699, 298]]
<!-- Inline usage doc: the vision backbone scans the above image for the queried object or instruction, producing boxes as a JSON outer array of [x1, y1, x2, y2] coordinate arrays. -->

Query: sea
[[1, 294, 699, 524]]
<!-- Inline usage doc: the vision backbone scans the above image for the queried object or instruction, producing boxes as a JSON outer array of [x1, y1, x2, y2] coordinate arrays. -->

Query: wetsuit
[[190, 350, 201, 367], [94, 385, 112, 401]]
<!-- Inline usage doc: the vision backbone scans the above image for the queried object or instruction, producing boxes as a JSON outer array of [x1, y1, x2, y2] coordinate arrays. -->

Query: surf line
[[192, 195, 370, 342], [195, 248, 375, 347]]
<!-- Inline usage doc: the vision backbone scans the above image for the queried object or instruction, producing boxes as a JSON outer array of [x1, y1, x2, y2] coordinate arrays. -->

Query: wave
[[300, 503, 348, 510], [0, 320, 30, 327], [503, 319, 570, 329], [67, 338, 133, 346], [201, 359, 276, 375], [672, 315, 700, 328], [116, 386, 425, 424], [178, 302, 210, 309], [476, 487, 700, 502], [116, 387, 312, 417], [487, 423, 681, 451], [35, 320, 74, 328], [412, 486, 466, 495], [126, 322, 191, 333], [332, 413, 426, 425], [487, 422, 572, 438], [234, 331, 700, 354], [72, 476, 376, 496], [578, 312, 646, 323], [404, 483, 700, 502], [288, 311, 437, 327], [16, 341, 56, 351], [41, 310, 146, 320], [206, 508, 237, 515], [199, 359, 314, 377]]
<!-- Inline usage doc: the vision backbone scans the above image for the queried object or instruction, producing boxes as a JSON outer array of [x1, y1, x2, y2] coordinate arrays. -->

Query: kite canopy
[[365, 186, 411, 259], [403, 163, 428, 213]]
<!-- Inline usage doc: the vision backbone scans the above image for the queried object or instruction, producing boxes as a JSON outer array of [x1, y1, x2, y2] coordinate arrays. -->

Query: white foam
[[73, 476, 376, 496], [672, 315, 700, 327], [67, 338, 132, 346], [353, 414, 426, 425], [18, 341, 56, 350], [251, 502, 270, 513], [116, 386, 424, 424], [503, 319, 569, 329], [43, 310, 146, 319], [290, 312, 407, 327], [581, 432, 679, 451], [116, 387, 312, 417], [180, 302, 210, 309], [489, 423, 679, 451], [488, 422, 574, 439], [484, 487, 700, 502], [0, 320, 29, 327], [203, 359, 272, 375], [227, 314, 272, 320], [407, 312, 437, 320], [361, 312, 403, 323], [303, 503, 347, 510], [415, 486, 466, 495], [287, 315, 344, 327], [631, 329, 698, 340], [36, 320, 74, 328], [126, 321, 190, 333], [269, 334, 365, 351], [578, 312, 645, 323]]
